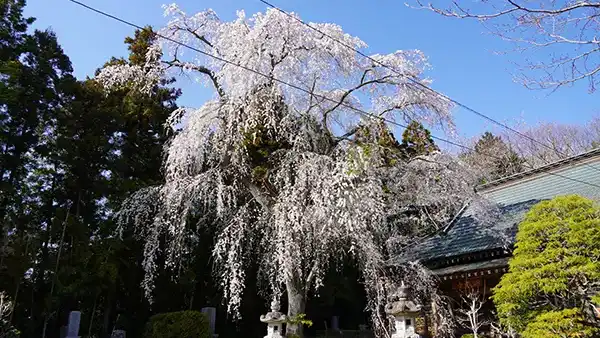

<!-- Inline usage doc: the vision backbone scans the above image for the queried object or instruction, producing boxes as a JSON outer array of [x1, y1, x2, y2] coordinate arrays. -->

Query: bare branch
[[411, 0, 520, 19], [413, 0, 600, 92], [322, 74, 395, 126], [507, 1, 600, 15], [456, 286, 490, 338]]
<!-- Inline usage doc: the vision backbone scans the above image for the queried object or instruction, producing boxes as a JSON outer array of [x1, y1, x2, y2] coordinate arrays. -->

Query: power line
[[258, 0, 600, 170], [66, 0, 600, 190]]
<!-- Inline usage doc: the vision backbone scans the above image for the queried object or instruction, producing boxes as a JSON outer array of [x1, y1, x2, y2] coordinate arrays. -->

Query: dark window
[[406, 319, 411, 326]]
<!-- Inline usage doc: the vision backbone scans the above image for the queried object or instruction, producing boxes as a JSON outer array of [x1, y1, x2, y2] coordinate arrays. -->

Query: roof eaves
[[431, 257, 510, 276]]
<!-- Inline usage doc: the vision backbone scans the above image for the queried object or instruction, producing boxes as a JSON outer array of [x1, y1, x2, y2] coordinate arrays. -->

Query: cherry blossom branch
[[163, 59, 224, 97], [171, 24, 214, 48]]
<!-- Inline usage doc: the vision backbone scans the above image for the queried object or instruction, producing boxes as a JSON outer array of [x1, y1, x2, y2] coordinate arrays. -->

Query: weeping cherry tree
[[97, 5, 481, 336]]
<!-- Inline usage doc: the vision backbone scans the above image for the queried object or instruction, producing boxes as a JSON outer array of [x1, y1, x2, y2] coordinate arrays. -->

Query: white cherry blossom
[[98, 5, 478, 336]]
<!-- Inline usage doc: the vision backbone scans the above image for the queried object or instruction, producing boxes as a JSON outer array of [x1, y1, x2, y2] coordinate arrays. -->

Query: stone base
[[391, 334, 420, 338]]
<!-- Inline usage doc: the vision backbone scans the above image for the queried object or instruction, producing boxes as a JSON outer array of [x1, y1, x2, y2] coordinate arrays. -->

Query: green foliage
[[352, 120, 438, 171], [124, 26, 156, 66], [144, 311, 210, 338], [492, 195, 600, 338], [400, 120, 439, 159], [286, 314, 313, 338], [471, 132, 524, 182], [242, 124, 291, 187], [242, 125, 287, 168], [521, 308, 595, 338], [239, 92, 292, 186], [0, 2, 183, 334], [0, 325, 20, 338], [460, 334, 475, 338], [286, 313, 313, 328]]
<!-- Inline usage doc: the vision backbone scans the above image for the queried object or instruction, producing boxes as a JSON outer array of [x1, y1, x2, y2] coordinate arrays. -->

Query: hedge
[[145, 310, 211, 338]]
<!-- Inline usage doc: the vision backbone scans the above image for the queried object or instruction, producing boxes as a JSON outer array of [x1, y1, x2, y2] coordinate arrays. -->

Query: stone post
[[260, 299, 287, 338], [201, 307, 217, 337], [385, 282, 421, 338], [66, 311, 81, 338], [331, 315, 339, 331]]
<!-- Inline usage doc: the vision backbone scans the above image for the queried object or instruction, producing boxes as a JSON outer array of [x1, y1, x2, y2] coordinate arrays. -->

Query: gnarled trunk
[[285, 280, 306, 338]]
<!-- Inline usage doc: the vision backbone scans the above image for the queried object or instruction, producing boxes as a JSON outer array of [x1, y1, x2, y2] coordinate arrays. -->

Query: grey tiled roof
[[392, 149, 600, 266]]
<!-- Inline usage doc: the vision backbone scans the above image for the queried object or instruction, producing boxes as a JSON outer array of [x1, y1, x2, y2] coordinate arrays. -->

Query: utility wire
[[258, 0, 600, 172], [66, 0, 600, 190]]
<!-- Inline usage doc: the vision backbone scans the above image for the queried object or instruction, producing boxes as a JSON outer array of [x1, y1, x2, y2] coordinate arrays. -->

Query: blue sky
[[26, 0, 598, 143]]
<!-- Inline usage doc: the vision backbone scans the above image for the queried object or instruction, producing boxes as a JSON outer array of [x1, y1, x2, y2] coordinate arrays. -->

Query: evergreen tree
[[400, 120, 439, 159], [493, 195, 600, 338], [0, 4, 186, 335], [465, 132, 525, 183], [0, 1, 79, 335]]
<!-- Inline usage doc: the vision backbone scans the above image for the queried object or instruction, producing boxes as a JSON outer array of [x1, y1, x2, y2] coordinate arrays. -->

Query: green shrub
[[460, 335, 475, 338], [145, 311, 210, 338], [492, 195, 600, 338]]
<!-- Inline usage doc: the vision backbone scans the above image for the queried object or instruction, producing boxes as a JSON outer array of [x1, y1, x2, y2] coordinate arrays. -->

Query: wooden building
[[392, 148, 600, 336]]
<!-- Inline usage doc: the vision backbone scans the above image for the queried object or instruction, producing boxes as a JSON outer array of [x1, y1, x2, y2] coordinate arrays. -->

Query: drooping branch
[[97, 6, 478, 335]]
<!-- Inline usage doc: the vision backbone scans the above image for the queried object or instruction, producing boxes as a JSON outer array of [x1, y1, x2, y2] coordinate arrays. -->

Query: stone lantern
[[260, 299, 287, 338], [385, 281, 421, 338]]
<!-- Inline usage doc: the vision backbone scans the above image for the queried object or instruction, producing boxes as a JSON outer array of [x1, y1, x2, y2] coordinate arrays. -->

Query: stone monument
[[66, 311, 81, 338], [260, 299, 287, 338], [331, 315, 339, 331], [201, 307, 217, 337], [385, 282, 421, 338]]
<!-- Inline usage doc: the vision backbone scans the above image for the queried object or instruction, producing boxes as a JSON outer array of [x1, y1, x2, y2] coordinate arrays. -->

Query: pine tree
[[465, 132, 525, 183], [493, 195, 600, 338], [0, 1, 79, 335], [400, 120, 439, 159], [1, 7, 183, 335]]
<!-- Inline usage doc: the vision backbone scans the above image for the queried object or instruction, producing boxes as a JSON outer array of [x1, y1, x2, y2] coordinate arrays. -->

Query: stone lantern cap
[[260, 299, 287, 323], [385, 281, 421, 316]]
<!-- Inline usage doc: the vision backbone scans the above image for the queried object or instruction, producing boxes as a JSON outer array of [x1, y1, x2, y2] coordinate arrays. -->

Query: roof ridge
[[441, 201, 470, 233], [476, 147, 600, 191]]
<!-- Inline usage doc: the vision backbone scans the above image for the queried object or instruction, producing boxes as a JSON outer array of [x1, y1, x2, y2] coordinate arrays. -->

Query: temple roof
[[391, 148, 600, 267]]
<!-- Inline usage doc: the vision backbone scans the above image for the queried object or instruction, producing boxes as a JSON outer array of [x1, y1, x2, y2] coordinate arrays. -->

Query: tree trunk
[[88, 294, 98, 337], [102, 287, 115, 337], [43, 207, 70, 338], [285, 280, 306, 338], [9, 236, 29, 324]]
